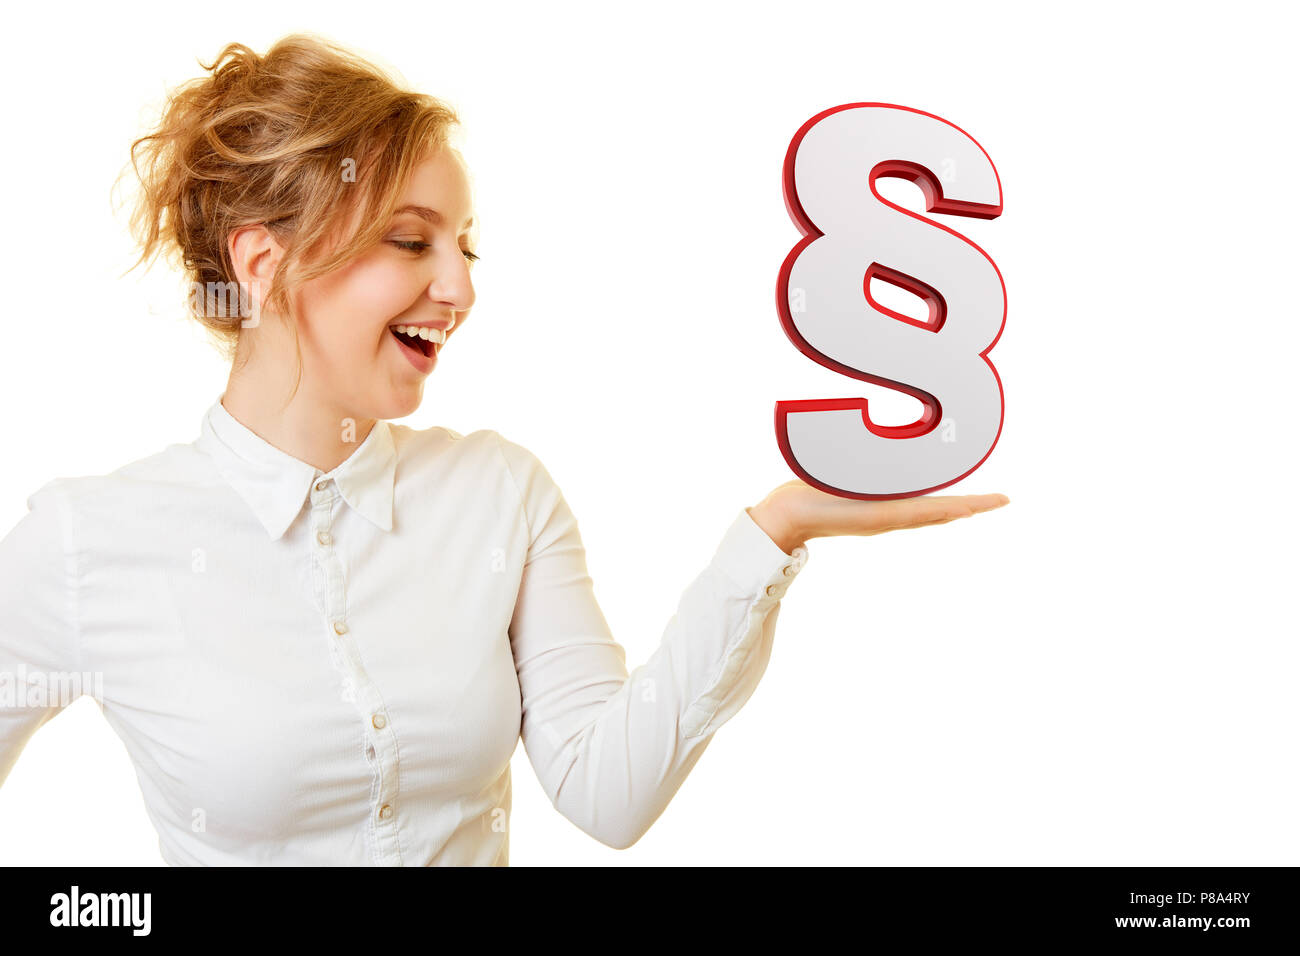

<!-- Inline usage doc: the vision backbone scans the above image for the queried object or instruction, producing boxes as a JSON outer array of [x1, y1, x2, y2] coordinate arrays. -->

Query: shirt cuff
[[710, 508, 810, 604], [677, 510, 810, 739]]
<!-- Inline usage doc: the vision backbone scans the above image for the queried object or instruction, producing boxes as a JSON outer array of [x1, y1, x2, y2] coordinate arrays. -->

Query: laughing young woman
[[0, 35, 1009, 865]]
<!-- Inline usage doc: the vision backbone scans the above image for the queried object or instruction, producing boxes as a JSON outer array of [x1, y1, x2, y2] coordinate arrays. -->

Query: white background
[[1, 0, 1296, 866]]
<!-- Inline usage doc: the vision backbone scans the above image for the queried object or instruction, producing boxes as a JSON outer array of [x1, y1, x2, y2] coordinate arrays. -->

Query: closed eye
[[390, 240, 479, 263]]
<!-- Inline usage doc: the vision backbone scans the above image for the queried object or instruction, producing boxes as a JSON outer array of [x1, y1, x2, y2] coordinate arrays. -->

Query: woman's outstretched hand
[[746, 478, 1010, 554]]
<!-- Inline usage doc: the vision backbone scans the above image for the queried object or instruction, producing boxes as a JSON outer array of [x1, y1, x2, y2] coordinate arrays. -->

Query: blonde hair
[[120, 33, 461, 392]]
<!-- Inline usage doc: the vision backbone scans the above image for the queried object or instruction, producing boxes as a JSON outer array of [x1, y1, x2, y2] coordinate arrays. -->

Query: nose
[[427, 256, 475, 318]]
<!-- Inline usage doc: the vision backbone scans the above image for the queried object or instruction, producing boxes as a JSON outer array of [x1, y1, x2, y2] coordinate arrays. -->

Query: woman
[[0, 34, 1009, 865]]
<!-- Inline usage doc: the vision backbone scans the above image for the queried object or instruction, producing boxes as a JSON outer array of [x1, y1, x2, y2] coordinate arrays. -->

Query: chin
[[391, 396, 424, 420], [370, 388, 424, 421]]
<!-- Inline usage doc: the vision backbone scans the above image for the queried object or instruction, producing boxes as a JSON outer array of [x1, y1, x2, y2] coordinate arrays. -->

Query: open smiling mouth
[[389, 325, 443, 359]]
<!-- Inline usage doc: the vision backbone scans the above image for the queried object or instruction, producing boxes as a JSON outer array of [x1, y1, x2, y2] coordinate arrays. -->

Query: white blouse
[[0, 396, 808, 865]]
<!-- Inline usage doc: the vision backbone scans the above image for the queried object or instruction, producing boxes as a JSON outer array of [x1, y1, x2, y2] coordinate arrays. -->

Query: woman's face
[[290, 145, 478, 420]]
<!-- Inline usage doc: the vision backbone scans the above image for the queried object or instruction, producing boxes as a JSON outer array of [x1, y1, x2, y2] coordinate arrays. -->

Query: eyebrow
[[392, 205, 474, 230]]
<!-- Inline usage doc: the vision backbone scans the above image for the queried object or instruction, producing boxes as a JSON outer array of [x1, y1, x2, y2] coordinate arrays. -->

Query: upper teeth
[[394, 325, 446, 344]]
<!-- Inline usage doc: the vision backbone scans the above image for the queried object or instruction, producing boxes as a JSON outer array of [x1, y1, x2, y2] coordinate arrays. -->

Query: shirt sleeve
[[0, 480, 84, 788], [496, 434, 809, 850]]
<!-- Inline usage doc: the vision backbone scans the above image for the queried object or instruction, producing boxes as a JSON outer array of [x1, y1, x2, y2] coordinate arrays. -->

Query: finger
[[904, 494, 1008, 521], [875, 498, 975, 527], [864, 513, 971, 534], [906, 517, 957, 529], [967, 494, 1011, 511], [876, 494, 1009, 531], [913, 493, 1010, 511]]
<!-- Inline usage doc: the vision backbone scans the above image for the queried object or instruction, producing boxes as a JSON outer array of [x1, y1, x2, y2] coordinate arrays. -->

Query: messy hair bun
[[121, 33, 461, 373]]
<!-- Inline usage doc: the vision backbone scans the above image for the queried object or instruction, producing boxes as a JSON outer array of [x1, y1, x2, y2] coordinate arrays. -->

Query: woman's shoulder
[[389, 421, 540, 466], [25, 441, 218, 523], [388, 422, 557, 490]]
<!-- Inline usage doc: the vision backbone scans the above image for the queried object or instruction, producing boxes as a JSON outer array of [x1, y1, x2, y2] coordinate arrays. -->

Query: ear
[[227, 223, 286, 322]]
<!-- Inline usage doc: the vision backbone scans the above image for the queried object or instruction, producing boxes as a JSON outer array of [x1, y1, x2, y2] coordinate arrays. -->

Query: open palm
[[748, 478, 1010, 552]]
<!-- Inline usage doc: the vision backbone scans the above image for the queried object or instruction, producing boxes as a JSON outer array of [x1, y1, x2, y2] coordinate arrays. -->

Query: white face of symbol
[[778, 105, 1005, 497]]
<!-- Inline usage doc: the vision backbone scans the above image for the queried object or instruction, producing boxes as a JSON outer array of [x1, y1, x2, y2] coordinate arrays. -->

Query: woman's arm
[[0, 481, 85, 788], [498, 436, 808, 850]]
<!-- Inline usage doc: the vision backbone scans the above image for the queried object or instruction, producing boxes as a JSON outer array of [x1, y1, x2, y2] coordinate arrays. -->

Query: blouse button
[[317, 531, 332, 546], [372, 714, 387, 730], [378, 804, 393, 821], [782, 565, 793, 576], [765, 584, 778, 596], [315, 480, 328, 492], [333, 620, 348, 635]]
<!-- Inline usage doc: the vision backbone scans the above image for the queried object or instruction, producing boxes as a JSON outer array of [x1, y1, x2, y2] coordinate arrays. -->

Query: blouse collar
[[195, 395, 396, 540]]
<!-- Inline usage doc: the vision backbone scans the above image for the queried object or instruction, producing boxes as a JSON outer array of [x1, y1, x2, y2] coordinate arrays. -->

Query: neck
[[221, 342, 376, 475]]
